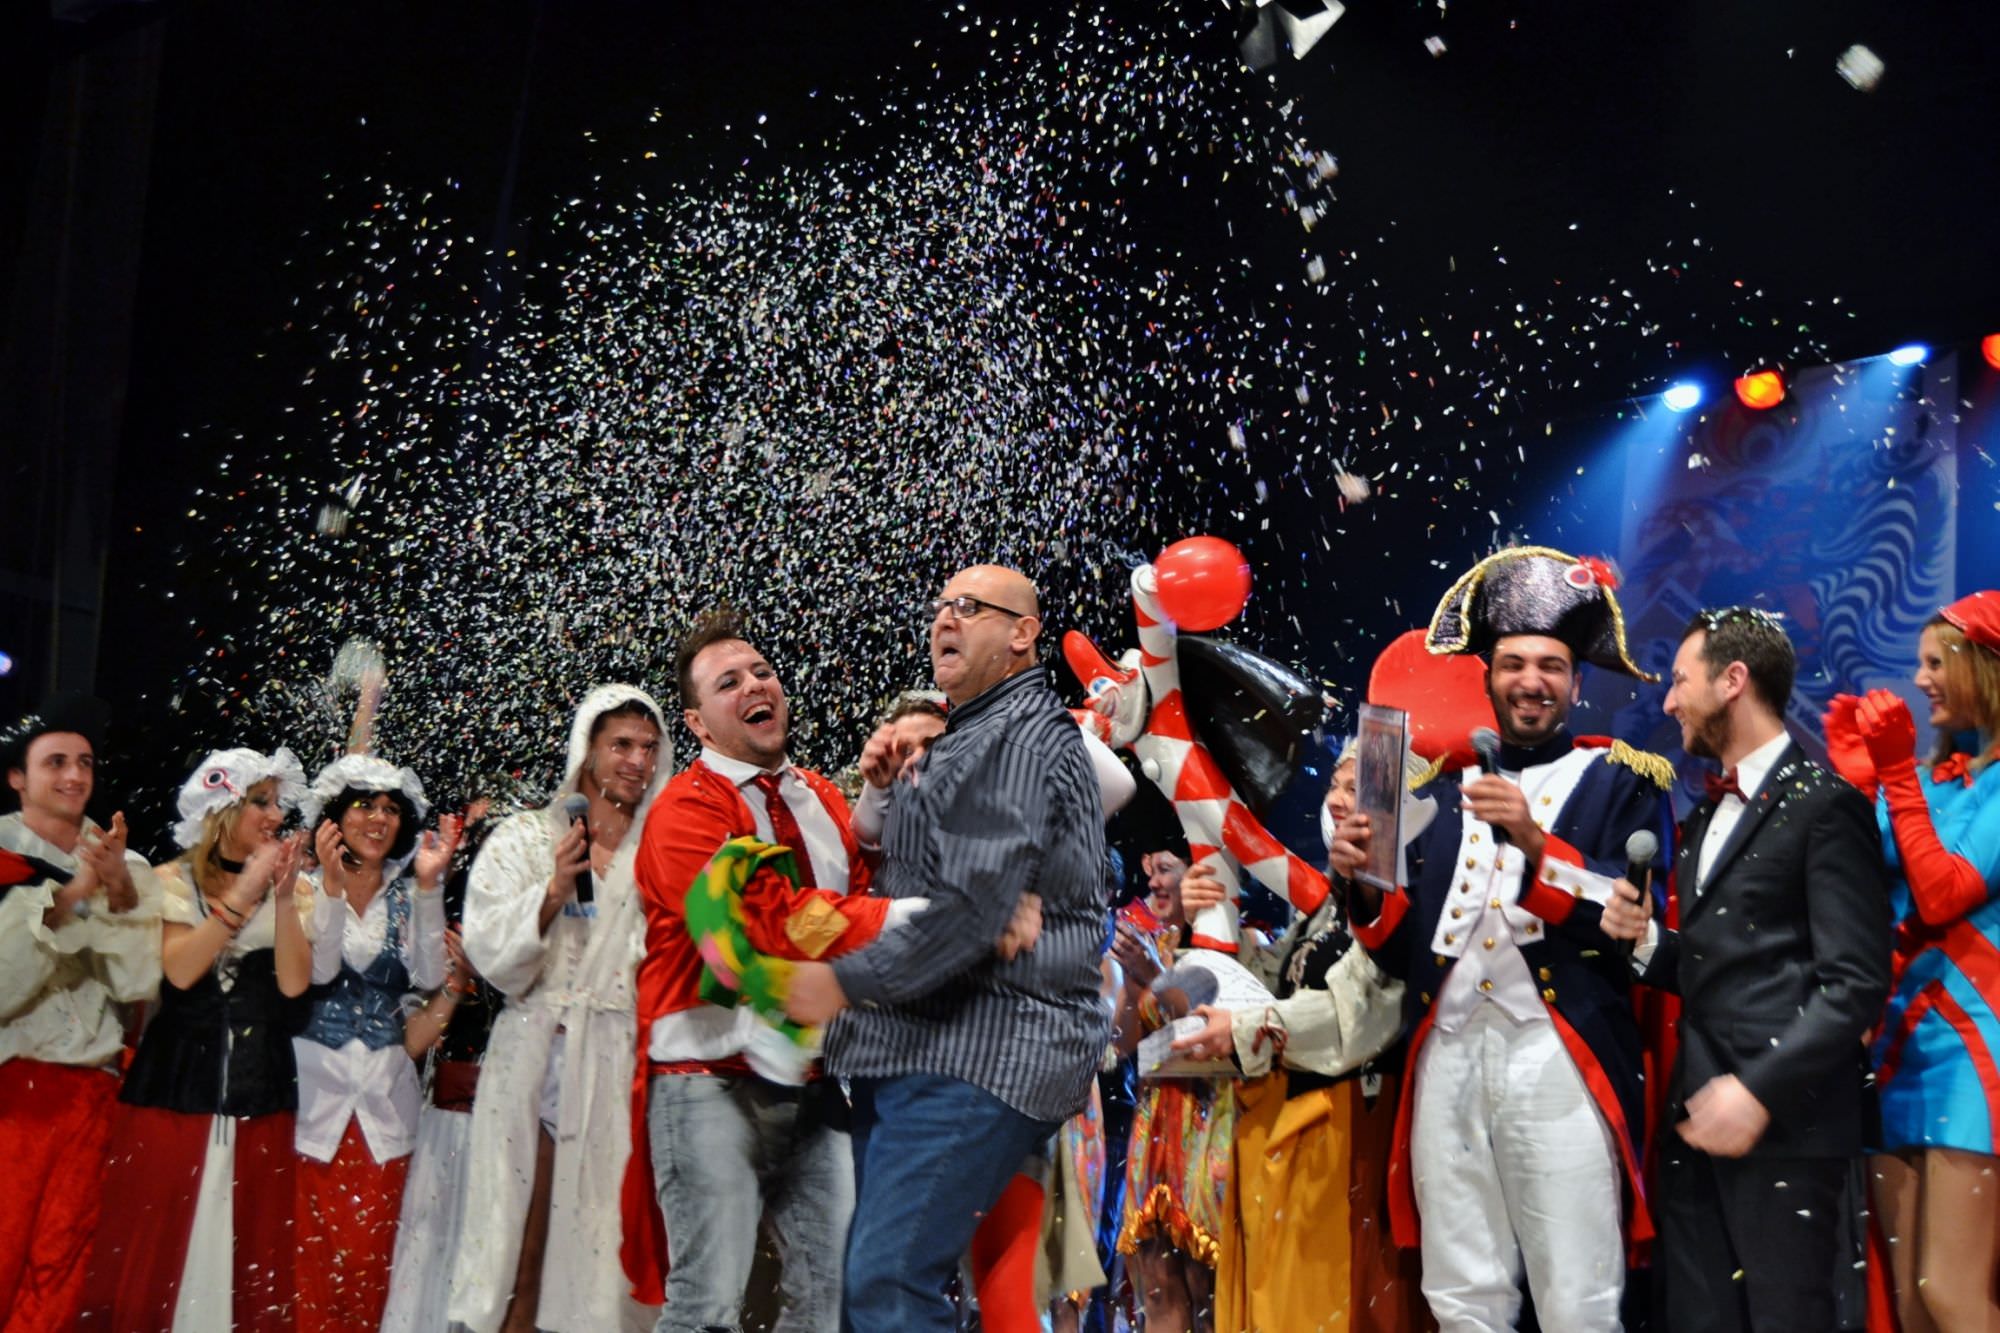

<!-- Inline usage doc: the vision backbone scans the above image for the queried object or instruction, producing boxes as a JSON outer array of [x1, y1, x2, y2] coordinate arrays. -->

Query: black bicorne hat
[[1426, 545, 1653, 680]]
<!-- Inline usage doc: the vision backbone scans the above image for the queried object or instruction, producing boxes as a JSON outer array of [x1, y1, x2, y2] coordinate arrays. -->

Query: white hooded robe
[[446, 685, 671, 1333]]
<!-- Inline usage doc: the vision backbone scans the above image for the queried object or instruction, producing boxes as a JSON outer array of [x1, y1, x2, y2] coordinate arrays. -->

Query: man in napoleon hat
[[1331, 546, 1675, 1332], [0, 692, 162, 1330]]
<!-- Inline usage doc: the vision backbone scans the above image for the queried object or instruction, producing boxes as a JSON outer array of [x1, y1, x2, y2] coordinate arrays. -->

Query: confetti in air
[[143, 0, 1839, 828]]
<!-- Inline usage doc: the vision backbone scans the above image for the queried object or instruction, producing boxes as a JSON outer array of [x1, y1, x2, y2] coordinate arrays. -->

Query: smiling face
[[582, 712, 664, 807], [929, 565, 1041, 706], [220, 778, 286, 860], [684, 638, 789, 769], [1915, 625, 1975, 733], [1324, 758, 1360, 822], [1664, 630, 1734, 761], [7, 732, 94, 834], [1142, 850, 1187, 925], [336, 792, 404, 869], [1485, 634, 1578, 746]]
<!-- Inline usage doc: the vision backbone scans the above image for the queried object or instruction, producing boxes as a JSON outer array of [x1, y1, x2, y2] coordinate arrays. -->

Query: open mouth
[[936, 644, 963, 665], [743, 703, 777, 727]]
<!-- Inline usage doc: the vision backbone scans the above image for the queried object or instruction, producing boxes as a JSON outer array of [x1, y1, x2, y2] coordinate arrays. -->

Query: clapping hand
[[415, 815, 464, 892], [1111, 920, 1164, 989], [1855, 688, 1918, 773], [80, 812, 139, 914], [1821, 693, 1877, 792], [314, 822, 356, 897]]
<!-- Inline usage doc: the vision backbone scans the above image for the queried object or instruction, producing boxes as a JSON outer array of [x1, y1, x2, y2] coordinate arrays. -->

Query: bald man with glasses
[[785, 565, 1110, 1333]]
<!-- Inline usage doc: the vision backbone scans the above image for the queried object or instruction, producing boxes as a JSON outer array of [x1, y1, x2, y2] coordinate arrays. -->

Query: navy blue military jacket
[[1355, 729, 1674, 1169]]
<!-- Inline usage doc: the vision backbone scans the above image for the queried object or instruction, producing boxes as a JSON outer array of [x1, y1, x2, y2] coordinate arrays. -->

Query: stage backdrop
[[1578, 352, 1962, 813]]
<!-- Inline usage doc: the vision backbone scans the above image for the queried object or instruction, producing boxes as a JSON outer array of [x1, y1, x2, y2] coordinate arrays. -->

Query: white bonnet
[[172, 746, 309, 850], [300, 754, 431, 829]]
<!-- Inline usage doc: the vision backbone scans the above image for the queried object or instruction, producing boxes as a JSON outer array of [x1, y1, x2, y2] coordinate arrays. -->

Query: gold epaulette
[[1603, 739, 1676, 791], [1408, 754, 1448, 791]]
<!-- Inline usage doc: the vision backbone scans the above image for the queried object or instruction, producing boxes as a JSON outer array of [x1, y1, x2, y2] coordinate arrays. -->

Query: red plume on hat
[[1941, 591, 2000, 655]]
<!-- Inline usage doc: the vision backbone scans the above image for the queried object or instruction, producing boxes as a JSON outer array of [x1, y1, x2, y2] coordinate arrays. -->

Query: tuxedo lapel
[[1677, 800, 1717, 921], [1696, 741, 1805, 897]]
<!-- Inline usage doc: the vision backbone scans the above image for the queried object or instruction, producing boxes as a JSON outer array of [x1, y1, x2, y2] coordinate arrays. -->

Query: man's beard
[[1493, 691, 1569, 746], [1682, 708, 1729, 761]]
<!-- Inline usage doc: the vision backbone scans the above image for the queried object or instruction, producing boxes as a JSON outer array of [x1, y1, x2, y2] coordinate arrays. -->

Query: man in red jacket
[[625, 608, 898, 1333]]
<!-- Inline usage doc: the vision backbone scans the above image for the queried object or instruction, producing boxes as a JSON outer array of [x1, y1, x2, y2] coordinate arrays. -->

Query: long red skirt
[[79, 1105, 297, 1332], [0, 1059, 118, 1333], [295, 1118, 410, 1333]]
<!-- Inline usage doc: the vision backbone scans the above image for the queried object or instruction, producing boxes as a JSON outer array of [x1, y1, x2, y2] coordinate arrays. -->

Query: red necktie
[[1703, 767, 1745, 804], [751, 773, 819, 889]]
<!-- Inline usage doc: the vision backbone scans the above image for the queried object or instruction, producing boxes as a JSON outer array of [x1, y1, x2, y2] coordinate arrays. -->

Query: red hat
[[1941, 590, 2000, 655]]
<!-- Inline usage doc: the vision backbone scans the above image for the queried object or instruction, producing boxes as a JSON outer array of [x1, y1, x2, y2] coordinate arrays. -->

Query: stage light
[[1982, 334, 2000, 371], [1887, 343, 1929, 367], [1734, 370, 1786, 411], [1662, 381, 1703, 412], [0, 650, 11, 677]]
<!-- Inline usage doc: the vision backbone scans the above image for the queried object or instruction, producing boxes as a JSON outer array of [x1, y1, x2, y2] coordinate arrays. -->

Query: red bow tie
[[1704, 768, 1745, 803]]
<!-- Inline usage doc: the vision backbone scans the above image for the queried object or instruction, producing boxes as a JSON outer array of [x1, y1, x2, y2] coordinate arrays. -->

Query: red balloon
[[1154, 536, 1251, 631], [1367, 628, 1497, 767]]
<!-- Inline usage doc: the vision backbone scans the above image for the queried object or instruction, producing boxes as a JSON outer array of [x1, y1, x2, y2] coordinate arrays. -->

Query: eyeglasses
[[926, 595, 1031, 623]]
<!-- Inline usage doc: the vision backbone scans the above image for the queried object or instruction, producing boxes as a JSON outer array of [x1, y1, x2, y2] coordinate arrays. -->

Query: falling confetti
[[131, 0, 1846, 835]]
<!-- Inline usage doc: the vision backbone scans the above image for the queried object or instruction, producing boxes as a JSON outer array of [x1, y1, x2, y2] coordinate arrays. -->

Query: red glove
[[1821, 693, 1878, 798], [1855, 689, 1918, 773], [1870, 736, 1991, 929]]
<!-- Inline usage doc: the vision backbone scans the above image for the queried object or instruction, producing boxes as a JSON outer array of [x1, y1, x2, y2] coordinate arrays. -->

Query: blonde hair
[[174, 778, 276, 901], [1927, 616, 2000, 774]]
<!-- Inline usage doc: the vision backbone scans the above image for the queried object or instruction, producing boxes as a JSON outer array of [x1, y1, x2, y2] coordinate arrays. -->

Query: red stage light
[[1734, 369, 1786, 410], [1983, 334, 2000, 371]]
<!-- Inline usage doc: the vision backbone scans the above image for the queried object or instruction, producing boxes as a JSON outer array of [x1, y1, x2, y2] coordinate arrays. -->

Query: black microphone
[[1469, 727, 1511, 846], [560, 792, 593, 905], [1617, 828, 1660, 956]]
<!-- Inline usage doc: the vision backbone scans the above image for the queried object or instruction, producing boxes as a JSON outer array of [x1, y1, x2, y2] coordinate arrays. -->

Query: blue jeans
[[648, 1074, 852, 1333], [841, 1074, 1059, 1332]]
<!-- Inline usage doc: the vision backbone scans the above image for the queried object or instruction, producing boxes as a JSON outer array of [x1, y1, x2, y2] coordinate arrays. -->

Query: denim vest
[[301, 880, 413, 1052]]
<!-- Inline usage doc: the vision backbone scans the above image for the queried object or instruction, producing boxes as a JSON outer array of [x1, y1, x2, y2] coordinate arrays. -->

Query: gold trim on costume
[[1116, 1183, 1223, 1267], [1604, 739, 1676, 791]]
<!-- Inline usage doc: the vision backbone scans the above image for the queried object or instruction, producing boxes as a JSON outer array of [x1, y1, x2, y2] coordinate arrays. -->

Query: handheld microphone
[[560, 792, 593, 905], [1469, 727, 1511, 846], [1617, 828, 1659, 956]]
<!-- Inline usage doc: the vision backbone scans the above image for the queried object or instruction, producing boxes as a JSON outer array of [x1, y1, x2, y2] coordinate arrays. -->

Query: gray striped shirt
[[825, 664, 1109, 1123]]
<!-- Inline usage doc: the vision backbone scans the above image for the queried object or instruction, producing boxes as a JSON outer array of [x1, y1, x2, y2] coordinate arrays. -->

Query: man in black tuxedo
[[1601, 608, 1892, 1333]]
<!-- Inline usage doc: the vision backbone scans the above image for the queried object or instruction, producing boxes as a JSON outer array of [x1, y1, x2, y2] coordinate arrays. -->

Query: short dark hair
[[674, 607, 753, 707], [1682, 608, 1795, 713], [322, 786, 420, 862], [588, 697, 664, 744]]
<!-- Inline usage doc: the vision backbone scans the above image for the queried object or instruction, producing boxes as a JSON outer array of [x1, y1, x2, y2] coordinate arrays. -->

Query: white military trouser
[[1412, 1002, 1625, 1332]]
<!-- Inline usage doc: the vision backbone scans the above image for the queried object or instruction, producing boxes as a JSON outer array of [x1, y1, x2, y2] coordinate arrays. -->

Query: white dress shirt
[[1695, 730, 1793, 890], [0, 813, 162, 1070], [1633, 729, 1792, 965]]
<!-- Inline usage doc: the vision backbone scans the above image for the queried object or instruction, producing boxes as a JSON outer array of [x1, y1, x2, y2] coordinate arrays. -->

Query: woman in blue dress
[[1827, 589, 2000, 1331]]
